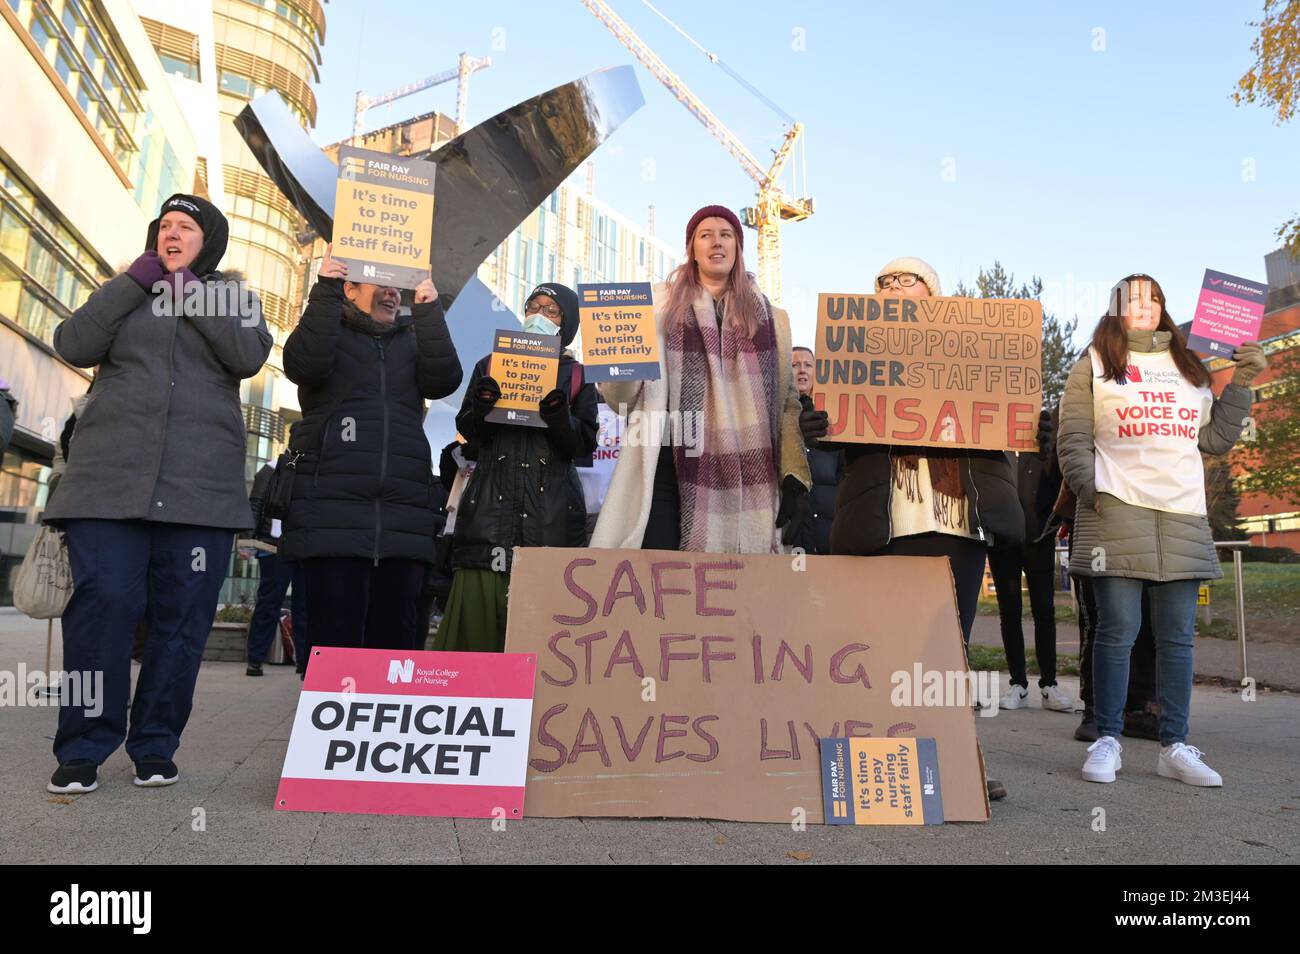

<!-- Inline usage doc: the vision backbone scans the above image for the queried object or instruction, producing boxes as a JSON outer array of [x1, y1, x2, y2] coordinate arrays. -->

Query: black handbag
[[264, 449, 301, 521]]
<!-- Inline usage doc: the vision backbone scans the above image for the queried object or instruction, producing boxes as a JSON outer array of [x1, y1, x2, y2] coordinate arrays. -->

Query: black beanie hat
[[525, 283, 580, 347], [145, 193, 230, 278]]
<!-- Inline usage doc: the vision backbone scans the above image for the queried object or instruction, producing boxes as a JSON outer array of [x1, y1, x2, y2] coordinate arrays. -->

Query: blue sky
[[311, 0, 1299, 348]]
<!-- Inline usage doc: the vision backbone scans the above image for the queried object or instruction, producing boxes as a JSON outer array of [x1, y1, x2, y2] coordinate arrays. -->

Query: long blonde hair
[[662, 225, 764, 339]]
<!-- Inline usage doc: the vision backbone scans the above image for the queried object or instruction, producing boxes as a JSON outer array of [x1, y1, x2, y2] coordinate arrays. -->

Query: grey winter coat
[[1058, 329, 1252, 582], [43, 272, 272, 530]]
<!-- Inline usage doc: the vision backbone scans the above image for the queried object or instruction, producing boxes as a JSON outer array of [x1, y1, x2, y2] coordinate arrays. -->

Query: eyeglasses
[[525, 301, 562, 319], [877, 272, 921, 290]]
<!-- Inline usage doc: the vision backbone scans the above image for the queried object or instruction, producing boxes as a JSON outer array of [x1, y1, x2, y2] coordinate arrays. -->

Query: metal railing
[[1213, 541, 1250, 683]]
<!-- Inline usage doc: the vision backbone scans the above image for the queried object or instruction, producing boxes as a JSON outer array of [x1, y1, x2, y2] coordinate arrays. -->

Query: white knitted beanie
[[876, 256, 942, 296]]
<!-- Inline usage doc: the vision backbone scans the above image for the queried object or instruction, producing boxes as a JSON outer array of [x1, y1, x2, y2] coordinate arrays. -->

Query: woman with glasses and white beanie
[[803, 257, 1027, 803]]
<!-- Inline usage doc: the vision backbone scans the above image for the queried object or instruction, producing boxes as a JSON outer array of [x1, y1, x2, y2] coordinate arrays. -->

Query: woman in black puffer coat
[[282, 248, 461, 650], [805, 257, 1024, 645], [434, 282, 599, 653]]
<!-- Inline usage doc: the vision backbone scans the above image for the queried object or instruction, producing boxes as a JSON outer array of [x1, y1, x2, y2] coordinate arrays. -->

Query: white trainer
[[1082, 736, 1122, 783], [1158, 743, 1223, 787], [1041, 684, 1076, 712], [999, 685, 1029, 710]]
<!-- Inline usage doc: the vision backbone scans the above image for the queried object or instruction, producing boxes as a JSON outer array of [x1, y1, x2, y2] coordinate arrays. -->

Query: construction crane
[[580, 0, 813, 303], [353, 52, 491, 140]]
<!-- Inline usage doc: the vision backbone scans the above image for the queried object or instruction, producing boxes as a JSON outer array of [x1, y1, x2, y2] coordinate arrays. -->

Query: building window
[[158, 52, 200, 81], [0, 157, 111, 345], [9, 0, 147, 182]]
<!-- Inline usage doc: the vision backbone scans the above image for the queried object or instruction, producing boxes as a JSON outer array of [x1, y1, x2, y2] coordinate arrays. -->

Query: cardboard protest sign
[[820, 736, 943, 825], [814, 294, 1043, 451], [486, 328, 562, 427], [1186, 269, 1268, 357], [578, 282, 660, 382], [275, 647, 536, 818], [504, 549, 990, 823], [332, 145, 436, 289]]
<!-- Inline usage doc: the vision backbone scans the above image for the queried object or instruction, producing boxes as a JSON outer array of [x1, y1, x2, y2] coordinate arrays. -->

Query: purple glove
[[125, 251, 167, 292]]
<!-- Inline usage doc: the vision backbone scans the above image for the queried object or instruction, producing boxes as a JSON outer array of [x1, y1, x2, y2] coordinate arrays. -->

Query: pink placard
[[275, 648, 537, 818]]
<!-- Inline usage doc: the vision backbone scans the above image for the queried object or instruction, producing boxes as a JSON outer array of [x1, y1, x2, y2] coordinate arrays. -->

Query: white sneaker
[[1082, 736, 1122, 783], [1158, 743, 1223, 787], [999, 685, 1029, 709], [1041, 684, 1076, 712]]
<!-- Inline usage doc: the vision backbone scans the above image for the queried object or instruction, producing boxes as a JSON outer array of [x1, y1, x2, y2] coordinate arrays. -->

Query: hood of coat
[[525, 282, 579, 346], [145, 193, 229, 278], [341, 298, 411, 337]]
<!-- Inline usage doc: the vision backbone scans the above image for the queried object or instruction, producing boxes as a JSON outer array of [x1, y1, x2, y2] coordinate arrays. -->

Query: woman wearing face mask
[[1059, 275, 1265, 787], [43, 193, 272, 794], [590, 205, 810, 553], [434, 283, 599, 653], [281, 246, 462, 652]]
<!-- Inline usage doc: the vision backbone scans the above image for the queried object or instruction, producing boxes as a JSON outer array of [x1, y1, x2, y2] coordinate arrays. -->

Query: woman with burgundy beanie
[[591, 204, 810, 553], [44, 193, 272, 794]]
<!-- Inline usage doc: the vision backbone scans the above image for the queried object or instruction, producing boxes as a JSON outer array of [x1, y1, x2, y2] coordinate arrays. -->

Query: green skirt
[[433, 568, 510, 652]]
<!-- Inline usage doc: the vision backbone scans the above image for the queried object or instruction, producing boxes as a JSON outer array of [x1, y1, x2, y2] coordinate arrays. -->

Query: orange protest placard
[[814, 294, 1043, 451]]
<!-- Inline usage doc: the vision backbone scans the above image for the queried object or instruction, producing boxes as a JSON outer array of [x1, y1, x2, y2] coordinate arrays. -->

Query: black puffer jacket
[[789, 444, 844, 555], [829, 445, 1023, 554], [452, 284, 599, 573], [280, 278, 462, 562]]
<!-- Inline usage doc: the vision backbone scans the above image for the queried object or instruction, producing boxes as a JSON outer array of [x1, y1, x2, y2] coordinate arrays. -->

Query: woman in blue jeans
[[1058, 274, 1266, 787]]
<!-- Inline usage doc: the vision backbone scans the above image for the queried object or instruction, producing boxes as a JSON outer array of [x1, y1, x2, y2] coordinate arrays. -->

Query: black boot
[[1074, 708, 1099, 742]]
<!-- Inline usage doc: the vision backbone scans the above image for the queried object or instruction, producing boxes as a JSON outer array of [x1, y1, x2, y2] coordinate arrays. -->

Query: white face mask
[[523, 313, 560, 337]]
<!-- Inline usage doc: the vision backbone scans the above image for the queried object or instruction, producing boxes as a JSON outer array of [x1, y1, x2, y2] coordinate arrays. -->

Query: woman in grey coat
[[42, 193, 272, 794], [1058, 274, 1265, 788]]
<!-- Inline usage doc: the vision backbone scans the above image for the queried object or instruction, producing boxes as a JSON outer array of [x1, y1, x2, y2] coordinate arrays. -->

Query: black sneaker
[[1075, 708, 1100, 742], [986, 777, 1007, 801], [1123, 708, 1160, 741], [47, 759, 98, 794], [246, 663, 264, 677], [133, 757, 179, 787]]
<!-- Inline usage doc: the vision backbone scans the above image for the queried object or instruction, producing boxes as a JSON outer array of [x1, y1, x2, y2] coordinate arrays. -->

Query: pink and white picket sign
[[275, 647, 537, 819]]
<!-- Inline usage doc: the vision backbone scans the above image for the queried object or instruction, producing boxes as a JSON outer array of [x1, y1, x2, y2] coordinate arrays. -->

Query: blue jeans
[[245, 552, 308, 667], [1092, 576, 1199, 745], [56, 519, 232, 764]]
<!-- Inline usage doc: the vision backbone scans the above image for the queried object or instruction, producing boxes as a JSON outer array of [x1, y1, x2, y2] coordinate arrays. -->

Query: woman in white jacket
[[590, 205, 809, 554]]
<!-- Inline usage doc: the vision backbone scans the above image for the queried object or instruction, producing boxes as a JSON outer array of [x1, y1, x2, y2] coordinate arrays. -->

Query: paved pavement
[[2, 609, 1296, 864]]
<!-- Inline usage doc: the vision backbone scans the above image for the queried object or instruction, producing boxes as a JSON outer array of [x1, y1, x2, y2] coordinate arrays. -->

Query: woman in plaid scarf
[[590, 205, 810, 553]]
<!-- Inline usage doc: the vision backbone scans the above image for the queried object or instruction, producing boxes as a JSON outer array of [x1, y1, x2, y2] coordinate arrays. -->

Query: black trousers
[[988, 536, 1059, 688], [301, 557, 426, 652], [873, 532, 988, 644], [641, 446, 682, 550]]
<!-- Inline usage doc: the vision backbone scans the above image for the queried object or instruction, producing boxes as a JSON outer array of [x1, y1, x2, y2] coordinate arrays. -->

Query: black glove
[[775, 474, 809, 546], [798, 394, 829, 448], [472, 376, 501, 421], [539, 387, 568, 416], [1036, 408, 1054, 460], [438, 441, 460, 491]]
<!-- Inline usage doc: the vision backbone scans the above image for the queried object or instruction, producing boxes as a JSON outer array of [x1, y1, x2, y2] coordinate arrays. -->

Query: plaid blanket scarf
[[666, 287, 781, 553]]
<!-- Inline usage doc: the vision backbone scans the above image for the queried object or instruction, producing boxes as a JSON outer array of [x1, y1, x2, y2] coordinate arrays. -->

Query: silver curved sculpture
[[235, 65, 645, 312]]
